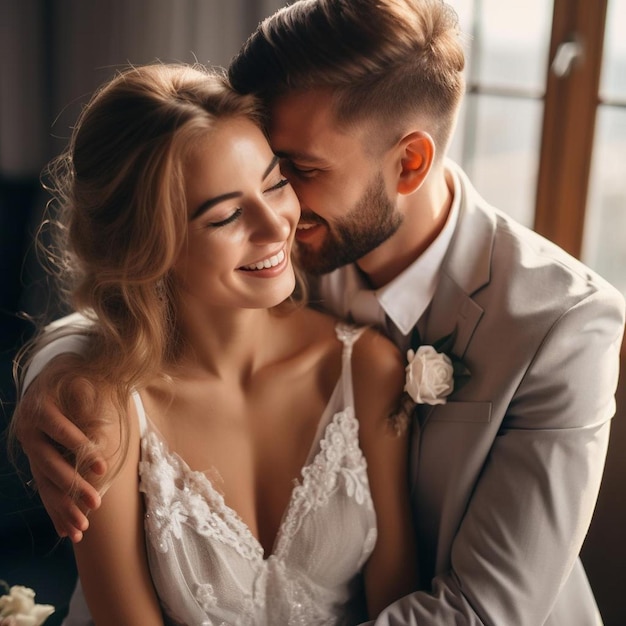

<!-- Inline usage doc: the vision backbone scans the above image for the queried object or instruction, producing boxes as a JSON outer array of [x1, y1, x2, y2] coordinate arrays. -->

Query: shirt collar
[[376, 163, 461, 335]]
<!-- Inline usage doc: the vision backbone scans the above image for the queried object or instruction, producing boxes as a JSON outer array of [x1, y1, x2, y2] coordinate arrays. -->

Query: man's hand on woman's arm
[[13, 357, 107, 543]]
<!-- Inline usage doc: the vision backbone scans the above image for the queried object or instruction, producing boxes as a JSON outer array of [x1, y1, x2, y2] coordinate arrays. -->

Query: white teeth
[[243, 249, 285, 271], [297, 223, 316, 230]]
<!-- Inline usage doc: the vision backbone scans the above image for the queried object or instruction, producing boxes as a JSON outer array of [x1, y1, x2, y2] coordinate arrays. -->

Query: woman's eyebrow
[[263, 155, 279, 180], [191, 191, 242, 221]]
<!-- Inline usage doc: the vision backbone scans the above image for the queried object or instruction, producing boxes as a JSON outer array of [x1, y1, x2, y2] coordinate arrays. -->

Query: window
[[447, 0, 626, 299], [448, 0, 554, 228], [582, 0, 626, 297]]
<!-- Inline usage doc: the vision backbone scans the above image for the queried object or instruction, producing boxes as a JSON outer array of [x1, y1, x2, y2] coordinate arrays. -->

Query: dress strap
[[301, 323, 366, 467], [334, 323, 366, 407], [131, 390, 148, 436]]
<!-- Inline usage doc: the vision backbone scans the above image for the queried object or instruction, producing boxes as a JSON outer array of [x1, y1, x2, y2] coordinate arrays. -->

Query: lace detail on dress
[[139, 432, 264, 561], [193, 582, 217, 612], [274, 407, 373, 558], [140, 404, 372, 563]]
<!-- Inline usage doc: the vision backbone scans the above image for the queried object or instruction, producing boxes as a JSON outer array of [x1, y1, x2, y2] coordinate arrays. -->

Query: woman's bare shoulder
[[287, 307, 402, 368], [351, 327, 405, 427], [353, 327, 404, 385]]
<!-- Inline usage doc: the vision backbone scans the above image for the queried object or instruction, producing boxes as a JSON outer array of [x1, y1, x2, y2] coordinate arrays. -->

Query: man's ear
[[397, 131, 435, 195]]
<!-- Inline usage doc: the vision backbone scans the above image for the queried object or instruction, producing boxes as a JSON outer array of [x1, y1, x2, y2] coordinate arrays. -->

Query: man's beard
[[295, 173, 402, 275]]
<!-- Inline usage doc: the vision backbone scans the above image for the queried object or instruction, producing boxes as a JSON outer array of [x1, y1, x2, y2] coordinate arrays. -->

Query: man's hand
[[14, 363, 107, 543]]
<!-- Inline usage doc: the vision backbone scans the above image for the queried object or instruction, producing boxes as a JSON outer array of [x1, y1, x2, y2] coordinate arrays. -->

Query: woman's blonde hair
[[12, 63, 305, 495]]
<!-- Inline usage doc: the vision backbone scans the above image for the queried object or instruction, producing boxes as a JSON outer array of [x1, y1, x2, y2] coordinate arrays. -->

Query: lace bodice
[[136, 324, 377, 625]]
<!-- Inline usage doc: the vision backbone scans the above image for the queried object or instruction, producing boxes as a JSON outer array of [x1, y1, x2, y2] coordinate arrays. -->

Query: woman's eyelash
[[208, 208, 242, 228], [205, 178, 288, 228], [267, 178, 290, 191]]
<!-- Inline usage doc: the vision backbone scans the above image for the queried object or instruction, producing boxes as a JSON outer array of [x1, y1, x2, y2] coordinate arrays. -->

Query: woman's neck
[[170, 305, 279, 383]]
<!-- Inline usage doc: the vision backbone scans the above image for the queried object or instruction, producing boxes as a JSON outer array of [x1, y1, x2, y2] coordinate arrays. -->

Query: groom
[[15, 1, 625, 624]]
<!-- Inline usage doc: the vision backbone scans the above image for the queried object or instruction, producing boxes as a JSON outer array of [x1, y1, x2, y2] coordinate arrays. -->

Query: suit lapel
[[423, 274, 484, 358], [422, 164, 496, 355], [416, 165, 497, 426]]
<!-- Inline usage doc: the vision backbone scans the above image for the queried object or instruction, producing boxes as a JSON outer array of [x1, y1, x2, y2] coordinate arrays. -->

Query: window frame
[[534, 0, 608, 259]]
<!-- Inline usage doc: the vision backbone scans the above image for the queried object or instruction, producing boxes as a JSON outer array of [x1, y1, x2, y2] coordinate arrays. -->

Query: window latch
[[551, 39, 584, 78]]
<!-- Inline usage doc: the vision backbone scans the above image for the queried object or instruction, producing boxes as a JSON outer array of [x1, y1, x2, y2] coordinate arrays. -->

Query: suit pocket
[[423, 401, 492, 424]]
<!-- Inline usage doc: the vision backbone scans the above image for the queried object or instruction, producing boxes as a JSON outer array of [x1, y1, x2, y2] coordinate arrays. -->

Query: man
[[15, 1, 625, 624]]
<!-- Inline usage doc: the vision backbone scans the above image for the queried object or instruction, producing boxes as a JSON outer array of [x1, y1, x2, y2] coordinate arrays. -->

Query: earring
[[156, 279, 166, 302]]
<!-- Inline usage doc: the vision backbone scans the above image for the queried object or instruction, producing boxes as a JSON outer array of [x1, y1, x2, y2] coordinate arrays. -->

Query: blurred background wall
[[1, 0, 624, 624]]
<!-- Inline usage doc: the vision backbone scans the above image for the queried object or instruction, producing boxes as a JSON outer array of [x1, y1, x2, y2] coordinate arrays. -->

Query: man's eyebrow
[[273, 150, 324, 164], [190, 156, 280, 221]]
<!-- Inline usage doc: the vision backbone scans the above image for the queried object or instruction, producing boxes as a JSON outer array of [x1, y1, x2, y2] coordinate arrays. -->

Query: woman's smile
[[241, 246, 286, 271], [239, 246, 289, 277]]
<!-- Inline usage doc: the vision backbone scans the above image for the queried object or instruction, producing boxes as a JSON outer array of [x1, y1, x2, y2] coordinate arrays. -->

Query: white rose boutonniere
[[405, 346, 454, 405], [0, 582, 54, 626], [404, 329, 471, 405]]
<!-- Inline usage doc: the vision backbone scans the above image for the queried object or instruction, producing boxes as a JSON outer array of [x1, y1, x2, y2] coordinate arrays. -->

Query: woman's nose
[[249, 199, 292, 243]]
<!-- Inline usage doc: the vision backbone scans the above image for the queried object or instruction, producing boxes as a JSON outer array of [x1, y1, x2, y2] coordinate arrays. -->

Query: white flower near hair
[[404, 345, 455, 405], [0, 583, 54, 626]]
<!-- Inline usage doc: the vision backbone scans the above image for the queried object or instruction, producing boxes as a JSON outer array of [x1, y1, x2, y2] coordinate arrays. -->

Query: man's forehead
[[269, 119, 335, 164], [269, 127, 360, 167], [268, 91, 360, 161], [269, 88, 340, 132]]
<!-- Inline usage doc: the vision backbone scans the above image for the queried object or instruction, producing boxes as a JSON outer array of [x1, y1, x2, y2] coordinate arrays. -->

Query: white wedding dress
[[63, 324, 377, 626]]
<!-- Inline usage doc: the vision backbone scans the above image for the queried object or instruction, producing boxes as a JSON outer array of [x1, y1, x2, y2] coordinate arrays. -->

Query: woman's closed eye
[[206, 208, 243, 228], [204, 179, 288, 228], [265, 177, 290, 193]]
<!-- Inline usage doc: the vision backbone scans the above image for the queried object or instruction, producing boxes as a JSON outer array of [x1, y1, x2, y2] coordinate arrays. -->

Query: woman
[[13, 63, 417, 624]]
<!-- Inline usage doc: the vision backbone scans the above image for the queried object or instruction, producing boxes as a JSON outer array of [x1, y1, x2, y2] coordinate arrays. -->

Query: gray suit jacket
[[319, 163, 625, 625]]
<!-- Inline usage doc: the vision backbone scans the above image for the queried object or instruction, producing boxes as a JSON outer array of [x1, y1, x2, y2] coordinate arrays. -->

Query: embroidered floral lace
[[136, 324, 377, 625]]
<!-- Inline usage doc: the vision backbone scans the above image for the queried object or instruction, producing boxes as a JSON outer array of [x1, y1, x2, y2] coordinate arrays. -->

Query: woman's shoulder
[[298, 308, 404, 391], [350, 330, 406, 433], [289, 307, 401, 361], [352, 327, 404, 390]]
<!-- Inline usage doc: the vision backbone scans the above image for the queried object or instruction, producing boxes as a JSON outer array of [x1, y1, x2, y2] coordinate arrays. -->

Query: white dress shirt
[[317, 162, 461, 356]]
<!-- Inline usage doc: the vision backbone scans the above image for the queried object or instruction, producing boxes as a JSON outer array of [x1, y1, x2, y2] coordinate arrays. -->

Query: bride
[[13, 63, 417, 625]]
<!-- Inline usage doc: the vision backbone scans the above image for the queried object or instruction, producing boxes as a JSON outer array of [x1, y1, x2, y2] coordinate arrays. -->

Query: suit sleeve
[[21, 312, 91, 392], [373, 287, 625, 625]]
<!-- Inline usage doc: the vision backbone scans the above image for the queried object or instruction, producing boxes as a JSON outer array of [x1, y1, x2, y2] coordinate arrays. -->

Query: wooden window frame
[[534, 0, 608, 258]]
